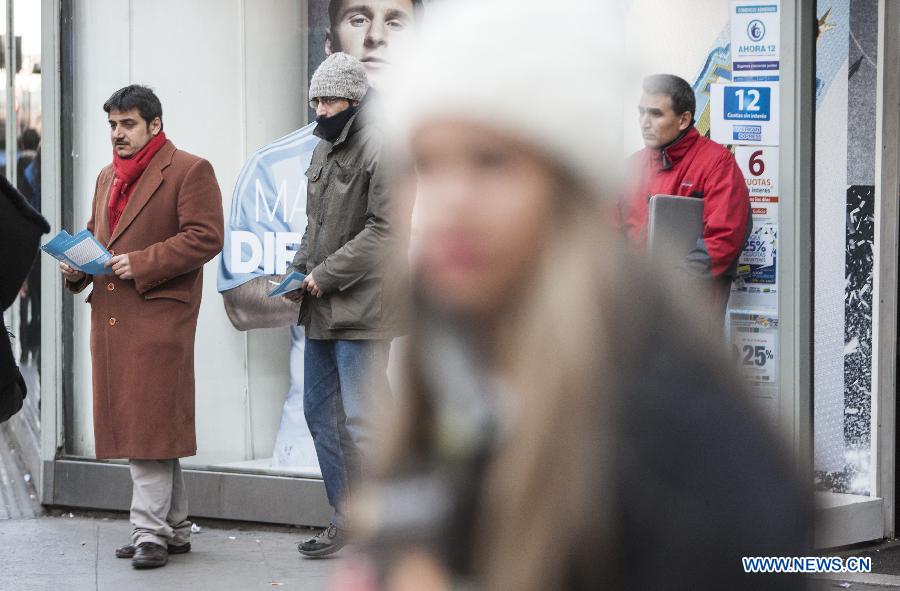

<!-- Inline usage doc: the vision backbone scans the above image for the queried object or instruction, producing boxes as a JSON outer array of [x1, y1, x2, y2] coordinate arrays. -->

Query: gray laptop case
[[647, 194, 705, 261]]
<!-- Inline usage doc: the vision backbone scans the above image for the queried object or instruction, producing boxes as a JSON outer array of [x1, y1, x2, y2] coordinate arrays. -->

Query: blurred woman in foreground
[[340, 1, 810, 589]]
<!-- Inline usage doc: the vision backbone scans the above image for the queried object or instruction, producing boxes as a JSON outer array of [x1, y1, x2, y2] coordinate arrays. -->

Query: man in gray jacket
[[285, 52, 406, 557]]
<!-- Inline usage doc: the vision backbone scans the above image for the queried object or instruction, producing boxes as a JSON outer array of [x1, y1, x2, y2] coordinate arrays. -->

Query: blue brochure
[[266, 270, 307, 297], [41, 229, 113, 276]]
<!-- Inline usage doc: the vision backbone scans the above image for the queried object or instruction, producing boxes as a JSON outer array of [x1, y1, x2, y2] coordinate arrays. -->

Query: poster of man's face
[[308, 0, 422, 94]]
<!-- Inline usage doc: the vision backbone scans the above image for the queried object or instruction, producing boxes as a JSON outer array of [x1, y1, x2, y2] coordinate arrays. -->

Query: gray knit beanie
[[309, 52, 368, 102]]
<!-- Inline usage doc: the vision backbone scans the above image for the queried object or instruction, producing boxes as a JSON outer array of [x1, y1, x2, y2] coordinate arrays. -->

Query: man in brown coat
[[60, 85, 224, 569]]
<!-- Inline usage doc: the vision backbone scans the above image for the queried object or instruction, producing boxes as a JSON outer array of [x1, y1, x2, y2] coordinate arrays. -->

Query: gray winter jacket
[[290, 97, 409, 340]]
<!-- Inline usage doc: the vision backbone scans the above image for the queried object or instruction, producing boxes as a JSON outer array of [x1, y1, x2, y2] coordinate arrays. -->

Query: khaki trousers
[[128, 459, 191, 547]]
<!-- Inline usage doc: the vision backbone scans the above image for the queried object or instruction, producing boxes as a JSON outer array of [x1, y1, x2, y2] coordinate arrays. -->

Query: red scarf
[[108, 131, 167, 234]]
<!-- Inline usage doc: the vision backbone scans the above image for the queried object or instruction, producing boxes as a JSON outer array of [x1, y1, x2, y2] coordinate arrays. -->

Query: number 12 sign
[[710, 83, 779, 147]]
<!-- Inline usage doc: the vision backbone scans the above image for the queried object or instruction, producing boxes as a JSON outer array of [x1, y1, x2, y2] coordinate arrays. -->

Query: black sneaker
[[297, 524, 346, 558]]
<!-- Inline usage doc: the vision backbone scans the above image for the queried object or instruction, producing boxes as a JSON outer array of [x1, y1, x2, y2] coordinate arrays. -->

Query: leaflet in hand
[[41, 229, 113, 276], [267, 270, 307, 297]]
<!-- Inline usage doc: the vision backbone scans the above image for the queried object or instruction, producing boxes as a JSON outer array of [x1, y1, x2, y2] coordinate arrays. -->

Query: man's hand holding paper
[[107, 254, 133, 280], [59, 261, 86, 283], [268, 270, 307, 299], [42, 229, 113, 276]]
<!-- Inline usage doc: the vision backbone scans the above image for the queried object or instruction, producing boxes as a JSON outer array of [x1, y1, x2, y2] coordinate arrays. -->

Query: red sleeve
[[619, 152, 649, 242], [701, 152, 751, 277]]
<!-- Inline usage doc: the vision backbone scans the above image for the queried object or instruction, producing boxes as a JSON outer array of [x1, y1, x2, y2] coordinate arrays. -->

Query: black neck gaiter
[[313, 105, 359, 143]]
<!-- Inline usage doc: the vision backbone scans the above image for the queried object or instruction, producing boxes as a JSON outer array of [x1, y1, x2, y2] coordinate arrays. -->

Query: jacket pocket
[[306, 163, 323, 183], [144, 286, 191, 303], [305, 164, 324, 223], [328, 276, 382, 330], [331, 163, 370, 228]]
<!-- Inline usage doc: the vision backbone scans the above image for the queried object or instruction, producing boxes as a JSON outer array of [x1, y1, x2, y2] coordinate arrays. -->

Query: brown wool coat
[[66, 140, 224, 460]]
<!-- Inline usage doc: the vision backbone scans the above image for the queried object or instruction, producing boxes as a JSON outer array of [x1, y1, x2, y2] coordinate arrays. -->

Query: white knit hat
[[309, 52, 369, 102], [379, 0, 627, 197]]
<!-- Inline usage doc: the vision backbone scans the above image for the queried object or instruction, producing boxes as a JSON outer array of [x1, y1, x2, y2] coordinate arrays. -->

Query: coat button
[[106, 283, 115, 292], [108, 317, 117, 326]]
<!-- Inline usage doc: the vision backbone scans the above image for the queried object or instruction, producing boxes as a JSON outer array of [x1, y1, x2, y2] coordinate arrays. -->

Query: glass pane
[[2, 2, 41, 421], [14, 0, 42, 411], [813, 0, 878, 497], [0, 0, 8, 381], [0, 3, 6, 182], [65, 0, 422, 481], [200, 0, 422, 476]]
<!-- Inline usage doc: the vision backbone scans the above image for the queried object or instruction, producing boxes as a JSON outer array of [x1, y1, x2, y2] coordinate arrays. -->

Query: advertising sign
[[710, 83, 780, 146], [729, 312, 778, 399], [730, 0, 780, 82], [737, 223, 777, 284], [723, 2, 781, 412], [215, 0, 424, 473], [735, 146, 779, 222], [730, 146, 779, 310], [732, 221, 778, 312]]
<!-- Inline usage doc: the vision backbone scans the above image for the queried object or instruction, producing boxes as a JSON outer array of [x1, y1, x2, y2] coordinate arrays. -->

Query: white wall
[[70, 0, 306, 464], [623, 0, 730, 154]]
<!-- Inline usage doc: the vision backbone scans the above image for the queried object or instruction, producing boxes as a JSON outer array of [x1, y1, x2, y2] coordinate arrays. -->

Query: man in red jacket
[[621, 74, 751, 318]]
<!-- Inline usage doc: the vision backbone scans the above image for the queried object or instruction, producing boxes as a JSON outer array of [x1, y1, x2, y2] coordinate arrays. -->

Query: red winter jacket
[[620, 127, 751, 278]]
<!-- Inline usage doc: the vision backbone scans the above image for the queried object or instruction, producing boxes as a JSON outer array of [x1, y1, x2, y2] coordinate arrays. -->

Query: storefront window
[[65, 0, 423, 481], [2, 0, 43, 438], [624, 1, 782, 426]]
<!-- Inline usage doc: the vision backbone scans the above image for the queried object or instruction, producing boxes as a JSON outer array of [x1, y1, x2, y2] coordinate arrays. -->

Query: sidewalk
[[0, 513, 338, 591], [807, 538, 900, 589], [810, 574, 900, 589], [8, 514, 900, 591]]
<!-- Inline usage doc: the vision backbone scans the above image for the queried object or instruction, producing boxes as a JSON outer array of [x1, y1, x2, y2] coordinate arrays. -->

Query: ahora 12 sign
[[731, 0, 780, 82]]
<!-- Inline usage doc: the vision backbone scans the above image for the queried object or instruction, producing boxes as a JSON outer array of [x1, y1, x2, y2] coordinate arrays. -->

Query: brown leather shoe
[[131, 542, 168, 569], [116, 542, 191, 559]]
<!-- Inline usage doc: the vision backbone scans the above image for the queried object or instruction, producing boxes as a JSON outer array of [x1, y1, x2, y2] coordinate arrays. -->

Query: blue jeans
[[304, 338, 390, 528]]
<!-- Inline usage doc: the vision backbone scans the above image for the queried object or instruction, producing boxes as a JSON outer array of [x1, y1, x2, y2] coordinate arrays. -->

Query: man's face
[[108, 108, 160, 158], [327, 0, 416, 88], [637, 93, 691, 149], [312, 97, 354, 119]]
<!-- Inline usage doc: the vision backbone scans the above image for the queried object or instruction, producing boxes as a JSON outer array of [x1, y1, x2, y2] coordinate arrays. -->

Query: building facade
[[3, 0, 900, 546]]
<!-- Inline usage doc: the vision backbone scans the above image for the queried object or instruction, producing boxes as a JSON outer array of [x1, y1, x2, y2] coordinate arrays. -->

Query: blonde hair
[[480, 192, 620, 589], [374, 177, 624, 589]]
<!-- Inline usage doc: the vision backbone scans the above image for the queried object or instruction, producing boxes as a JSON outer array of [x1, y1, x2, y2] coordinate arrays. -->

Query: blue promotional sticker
[[723, 86, 772, 121]]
